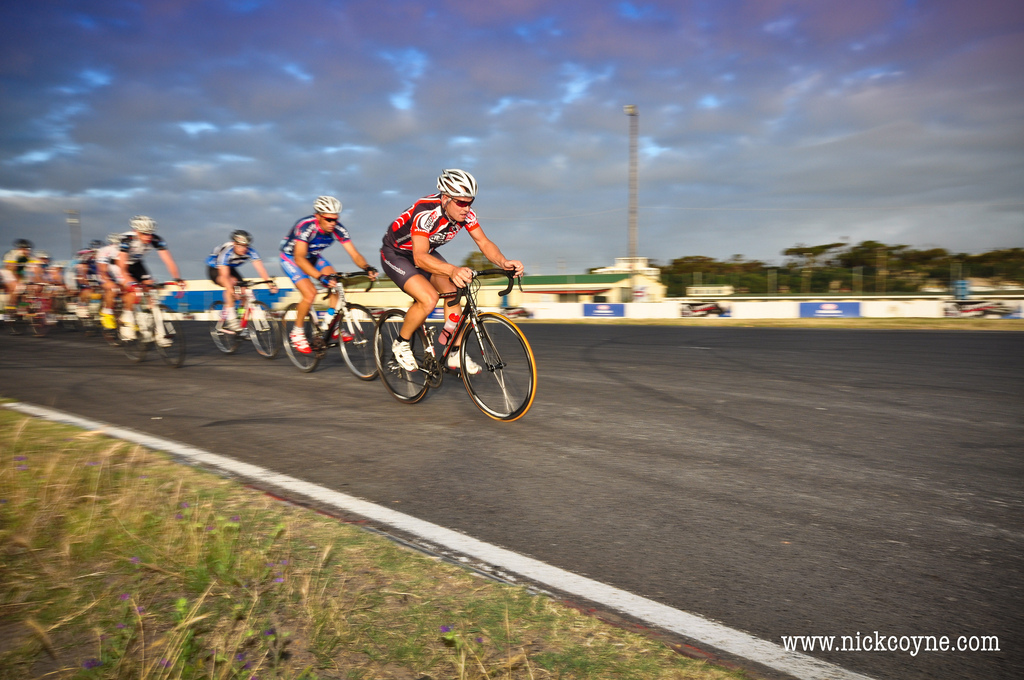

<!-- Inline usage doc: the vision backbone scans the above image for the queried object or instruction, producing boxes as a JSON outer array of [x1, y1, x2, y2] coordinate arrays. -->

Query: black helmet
[[231, 229, 252, 245], [14, 238, 32, 249], [88, 239, 103, 249]]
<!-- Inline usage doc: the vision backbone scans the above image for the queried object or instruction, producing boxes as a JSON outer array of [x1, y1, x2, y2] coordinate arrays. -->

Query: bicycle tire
[[29, 298, 51, 337], [121, 309, 151, 362], [339, 302, 378, 380], [373, 308, 430, 403], [460, 312, 537, 421], [282, 303, 321, 372], [248, 301, 281, 359], [156, 305, 186, 368], [208, 301, 242, 354]]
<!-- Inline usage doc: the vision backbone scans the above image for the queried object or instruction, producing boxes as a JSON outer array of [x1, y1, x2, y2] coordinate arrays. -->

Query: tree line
[[657, 242, 1024, 296]]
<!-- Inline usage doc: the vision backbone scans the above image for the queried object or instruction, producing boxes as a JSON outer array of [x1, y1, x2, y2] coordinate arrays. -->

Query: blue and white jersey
[[206, 241, 262, 268], [279, 215, 350, 260], [119, 232, 167, 264]]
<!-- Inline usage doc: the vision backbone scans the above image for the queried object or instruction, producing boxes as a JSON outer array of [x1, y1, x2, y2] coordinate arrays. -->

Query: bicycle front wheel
[[461, 313, 537, 421], [208, 301, 242, 354], [281, 303, 320, 372], [156, 305, 186, 368], [248, 301, 281, 359], [339, 303, 378, 380], [373, 308, 430, 403]]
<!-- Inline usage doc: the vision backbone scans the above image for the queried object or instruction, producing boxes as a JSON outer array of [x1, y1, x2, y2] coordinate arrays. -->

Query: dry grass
[[0, 410, 748, 680]]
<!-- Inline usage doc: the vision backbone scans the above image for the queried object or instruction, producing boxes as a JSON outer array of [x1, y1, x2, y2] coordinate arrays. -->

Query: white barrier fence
[[523, 299, 1023, 320]]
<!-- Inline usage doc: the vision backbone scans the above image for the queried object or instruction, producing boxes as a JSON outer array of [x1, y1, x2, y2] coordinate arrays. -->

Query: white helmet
[[437, 169, 477, 198], [313, 196, 342, 214], [130, 215, 156, 233]]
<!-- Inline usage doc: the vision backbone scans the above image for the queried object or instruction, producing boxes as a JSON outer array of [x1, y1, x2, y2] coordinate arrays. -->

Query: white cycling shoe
[[447, 350, 482, 375], [391, 338, 418, 372]]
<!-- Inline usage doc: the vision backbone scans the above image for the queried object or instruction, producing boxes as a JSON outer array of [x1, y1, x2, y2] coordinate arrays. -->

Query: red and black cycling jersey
[[382, 193, 479, 254]]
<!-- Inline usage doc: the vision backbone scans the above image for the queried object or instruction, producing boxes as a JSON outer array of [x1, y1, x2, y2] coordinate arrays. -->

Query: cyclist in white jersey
[[114, 216, 184, 341]]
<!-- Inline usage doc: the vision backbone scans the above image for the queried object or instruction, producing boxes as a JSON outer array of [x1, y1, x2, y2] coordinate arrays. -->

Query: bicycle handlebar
[[320, 270, 376, 298], [445, 268, 521, 308]]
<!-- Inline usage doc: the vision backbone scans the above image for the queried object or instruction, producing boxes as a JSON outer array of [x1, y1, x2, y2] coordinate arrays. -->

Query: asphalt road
[[1, 322, 1021, 680]]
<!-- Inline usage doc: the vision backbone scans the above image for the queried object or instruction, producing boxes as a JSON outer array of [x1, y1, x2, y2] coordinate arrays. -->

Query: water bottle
[[321, 307, 336, 330]]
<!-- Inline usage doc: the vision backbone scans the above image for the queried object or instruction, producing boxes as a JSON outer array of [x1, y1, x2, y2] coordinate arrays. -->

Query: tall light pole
[[65, 210, 81, 256], [623, 105, 638, 263], [624, 105, 638, 302]]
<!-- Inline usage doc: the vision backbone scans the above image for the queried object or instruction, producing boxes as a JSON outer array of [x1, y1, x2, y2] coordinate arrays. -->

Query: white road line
[[5, 401, 874, 680]]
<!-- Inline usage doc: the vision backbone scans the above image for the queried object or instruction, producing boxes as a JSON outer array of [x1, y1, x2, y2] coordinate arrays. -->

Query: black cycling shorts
[[208, 266, 243, 286], [379, 244, 448, 293]]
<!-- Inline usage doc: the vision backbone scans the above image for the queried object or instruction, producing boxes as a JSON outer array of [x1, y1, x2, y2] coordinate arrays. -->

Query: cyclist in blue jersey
[[279, 196, 378, 354], [206, 229, 278, 332], [381, 169, 523, 374]]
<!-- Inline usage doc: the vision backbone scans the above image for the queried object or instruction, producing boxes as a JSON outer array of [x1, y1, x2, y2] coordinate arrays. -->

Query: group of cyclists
[[4, 169, 525, 375]]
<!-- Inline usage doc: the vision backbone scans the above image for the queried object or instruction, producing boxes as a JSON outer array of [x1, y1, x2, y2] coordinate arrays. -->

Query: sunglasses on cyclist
[[319, 216, 339, 223], [449, 197, 474, 208]]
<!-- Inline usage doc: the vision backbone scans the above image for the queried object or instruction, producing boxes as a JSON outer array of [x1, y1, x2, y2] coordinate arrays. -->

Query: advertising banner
[[584, 303, 625, 318], [799, 302, 861, 318]]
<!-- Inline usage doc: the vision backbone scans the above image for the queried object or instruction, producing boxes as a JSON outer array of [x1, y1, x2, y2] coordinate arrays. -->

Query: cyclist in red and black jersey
[[380, 169, 523, 373]]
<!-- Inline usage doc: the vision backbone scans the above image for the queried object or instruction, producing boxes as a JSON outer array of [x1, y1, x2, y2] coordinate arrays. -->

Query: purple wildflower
[[476, 637, 484, 643], [119, 594, 130, 601], [274, 577, 284, 583], [205, 526, 215, 531], [263, 628, 275, 636], [230, 515, 240, 522], [175, 513, 184, 520], [440, 625, 452, 633], [117, 623, 126, 629], [82, 658, 102, 669], [130, 557, 140, 564], [180, 502, 189, 508], [159, 659, 171, 668], [13, 456, 26, 461], [235, 653, 245, 662], [136, 606, 145, 613]]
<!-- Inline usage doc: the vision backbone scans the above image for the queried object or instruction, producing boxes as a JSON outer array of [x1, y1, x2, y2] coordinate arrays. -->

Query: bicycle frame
[[411, 269, 521, 384]]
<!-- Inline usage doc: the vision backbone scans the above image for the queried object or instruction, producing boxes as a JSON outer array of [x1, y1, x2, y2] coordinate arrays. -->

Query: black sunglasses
[[449, 197, 474, 208], [320, 216, 339, 223]]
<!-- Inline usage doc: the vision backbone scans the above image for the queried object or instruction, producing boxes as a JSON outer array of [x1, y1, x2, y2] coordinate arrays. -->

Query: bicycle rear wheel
[[248, 301, 281, 359], [339, 303, 378, 380], [156, 305, 186, 368], [460, 313, 537, 421], [122, 309, 151, 362], [374, 309, 430, 403], [282, 303, 321, 372], [208, 301, 242, 354]]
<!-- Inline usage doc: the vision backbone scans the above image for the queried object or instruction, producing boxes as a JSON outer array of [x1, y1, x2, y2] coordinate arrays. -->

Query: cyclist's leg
[[315, 257, 338, 310]]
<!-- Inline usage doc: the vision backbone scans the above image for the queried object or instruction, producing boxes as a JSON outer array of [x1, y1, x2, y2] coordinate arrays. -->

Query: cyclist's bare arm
[[468, 227, 523, 277], [341, 241, 378, 280], [157, 249, 182, 282], [411, 234, 471, 287]]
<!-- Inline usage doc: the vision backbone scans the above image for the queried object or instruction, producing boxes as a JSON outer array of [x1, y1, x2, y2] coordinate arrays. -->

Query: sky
[[1, 0, 1022, 278]]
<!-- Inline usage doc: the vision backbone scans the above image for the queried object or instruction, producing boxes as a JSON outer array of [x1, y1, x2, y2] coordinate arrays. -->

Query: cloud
[[0, 0, 1021, 276]]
